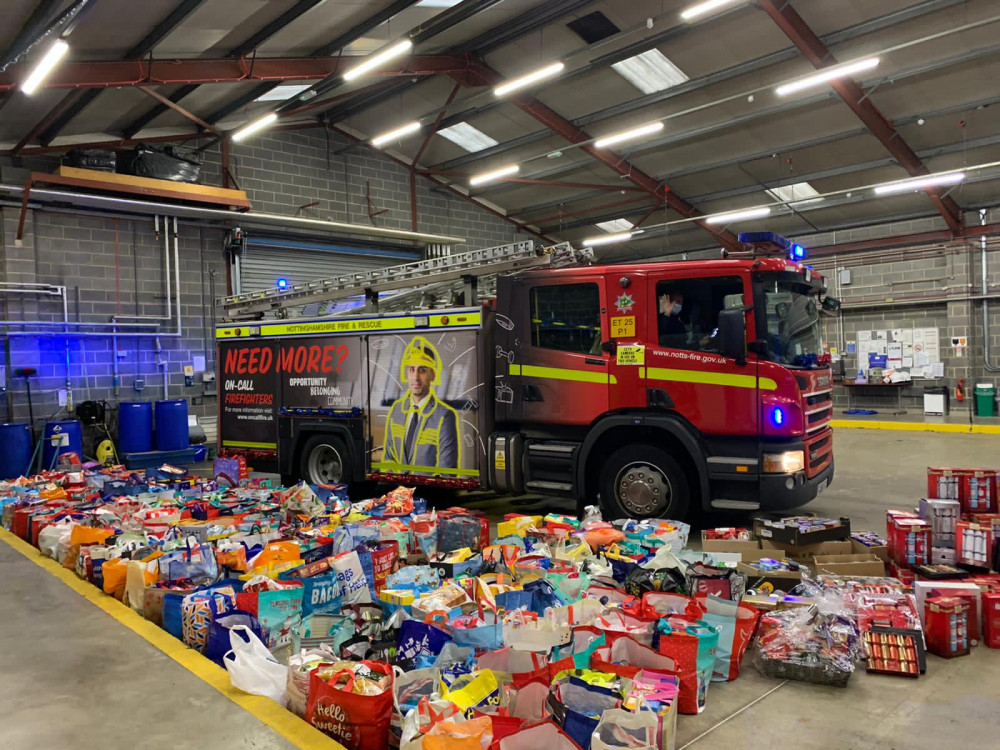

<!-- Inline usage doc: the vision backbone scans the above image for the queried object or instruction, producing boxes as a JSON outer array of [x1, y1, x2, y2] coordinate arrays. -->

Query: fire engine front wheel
[[300, 435, 349, 485], [598, 446, 690, 520]]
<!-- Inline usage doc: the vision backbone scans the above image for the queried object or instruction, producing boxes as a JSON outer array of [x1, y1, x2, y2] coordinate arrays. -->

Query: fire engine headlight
[[763, 450, 804, 474]]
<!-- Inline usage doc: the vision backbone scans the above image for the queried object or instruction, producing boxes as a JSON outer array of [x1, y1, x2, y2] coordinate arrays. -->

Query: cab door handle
[[584, 358, 606, 366]]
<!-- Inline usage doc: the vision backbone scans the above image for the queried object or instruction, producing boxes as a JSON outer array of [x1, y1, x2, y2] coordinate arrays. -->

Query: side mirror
[[822, 296, 842, 313], [718, 308, 747, 366], [601, 340, 617, 355]]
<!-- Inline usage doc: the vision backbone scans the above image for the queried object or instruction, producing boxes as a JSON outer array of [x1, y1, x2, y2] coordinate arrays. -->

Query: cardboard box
[[761, 539, 853, 561], [700, 538, 764, 561], [738, 562, 803, 591], [851, 537, 890, 562], [754, 516, 850, 545], [812, 553, 886, 577]]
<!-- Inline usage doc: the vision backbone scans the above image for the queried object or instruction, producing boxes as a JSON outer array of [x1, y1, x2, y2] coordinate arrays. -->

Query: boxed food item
[[955, 522, 995, 569], [924, 596, 971, 658], [962, 470, 998, 514], [701, 528, 763, 561], [864, 627, 925, 677], [984, 592, 1000, 648], [914, 580, 982, 644], [927, 467, 967, 503], [918, 498, 960, 548], [851, 531, 889, 562], [754, 516, 850, 546]]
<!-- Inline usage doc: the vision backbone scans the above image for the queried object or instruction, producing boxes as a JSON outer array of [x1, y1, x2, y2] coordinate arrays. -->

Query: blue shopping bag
[[397, 618, 453, 663], [204, 610, 263, 666]]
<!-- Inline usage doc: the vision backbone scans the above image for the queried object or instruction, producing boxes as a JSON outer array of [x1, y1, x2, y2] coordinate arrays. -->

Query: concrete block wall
[[0, 129, 523, 441], [809, 216, 1000, 415], [209, 131, 524, 251]]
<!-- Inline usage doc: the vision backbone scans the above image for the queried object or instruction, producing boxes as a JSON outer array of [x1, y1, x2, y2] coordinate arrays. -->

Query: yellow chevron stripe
[[508, 363, 617, 385], [642, 367, 777, 391]]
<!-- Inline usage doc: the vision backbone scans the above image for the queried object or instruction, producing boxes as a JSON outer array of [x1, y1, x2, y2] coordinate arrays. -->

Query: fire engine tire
[[299, 434, 350, 485], [598, 445, 690, 521]]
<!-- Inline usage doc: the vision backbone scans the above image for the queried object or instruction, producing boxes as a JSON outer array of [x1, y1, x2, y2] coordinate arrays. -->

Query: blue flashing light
[[771, 407, 785, 427], [791, 244, 806, 260], [276, 278, 288, 290]]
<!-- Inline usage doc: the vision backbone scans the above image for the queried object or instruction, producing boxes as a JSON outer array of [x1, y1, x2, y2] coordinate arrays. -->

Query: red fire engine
[[217, 236, 834, 520]]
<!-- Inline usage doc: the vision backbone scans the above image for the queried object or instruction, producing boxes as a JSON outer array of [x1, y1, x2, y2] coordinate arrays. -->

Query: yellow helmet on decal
[[400, 336, 442, 385]]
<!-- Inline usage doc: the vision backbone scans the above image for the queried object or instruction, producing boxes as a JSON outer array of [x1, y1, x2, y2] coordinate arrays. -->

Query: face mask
[[672, 304, 682, 315]]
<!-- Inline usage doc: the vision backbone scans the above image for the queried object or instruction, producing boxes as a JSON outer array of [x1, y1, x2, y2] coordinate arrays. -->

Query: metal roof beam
[[0, 55, 471, 92], [0, 0, 63, 69], [204, 0, 424, 125], [34, 0, 206, 145], [757, 0, 964, 235], [457, 58, 739, 252], [122, 0, 330, 137], [429, 0, 965, 172], [313, 0, 594, 124], [471, 44, 1000, 193]]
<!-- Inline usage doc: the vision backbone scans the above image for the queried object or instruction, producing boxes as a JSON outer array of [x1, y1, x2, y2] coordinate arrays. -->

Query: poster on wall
[[278, 336, 365, 410], [219, 341, 279, 449], [367, 331, 483, 479]]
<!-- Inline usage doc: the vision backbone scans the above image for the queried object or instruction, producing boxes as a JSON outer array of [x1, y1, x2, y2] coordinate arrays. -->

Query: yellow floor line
[[831, 419, 1000, 434], [0, 528, 346, 750]]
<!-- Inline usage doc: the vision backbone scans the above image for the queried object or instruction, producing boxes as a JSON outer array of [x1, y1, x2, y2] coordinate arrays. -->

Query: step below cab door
[[500, 274, 611, 427]]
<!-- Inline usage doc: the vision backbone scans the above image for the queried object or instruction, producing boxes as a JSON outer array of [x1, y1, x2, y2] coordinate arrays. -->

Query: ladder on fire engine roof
[[217, 240, 591, 320]]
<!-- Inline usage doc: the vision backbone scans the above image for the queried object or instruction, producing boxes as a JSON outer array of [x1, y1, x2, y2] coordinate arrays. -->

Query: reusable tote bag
[[307, 661, 394, 750], [697, 595, 760, 682], [654, 619, 719, 715]]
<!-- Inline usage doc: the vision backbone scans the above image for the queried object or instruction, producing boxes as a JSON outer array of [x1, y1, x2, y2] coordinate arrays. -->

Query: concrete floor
[[2, 428, 1000, 749]]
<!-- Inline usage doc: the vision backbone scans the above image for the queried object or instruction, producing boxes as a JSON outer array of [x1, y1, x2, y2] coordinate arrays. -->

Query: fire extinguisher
[[955, 378, 965, 402]]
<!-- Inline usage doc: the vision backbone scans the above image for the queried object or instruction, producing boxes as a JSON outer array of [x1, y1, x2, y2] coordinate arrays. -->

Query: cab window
[[530, 283, 602, 354], [655, 276, 744, 352]]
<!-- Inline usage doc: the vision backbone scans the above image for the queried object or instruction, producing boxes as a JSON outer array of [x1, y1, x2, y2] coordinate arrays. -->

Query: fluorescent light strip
[[873, 172, 965, 195], [21, 39, 69, 95], [469, 164, 519, 186], [776, 57, 880, 96], [371, 121, 421, 147], [681, 0, 743, 21], [343, 39, 413, 82], [494, 62, 564, 97], [231, 112, 278, 142], [582, 231, 634, 246], [704, 206, 771, 225], [594, 121, 664, 149]]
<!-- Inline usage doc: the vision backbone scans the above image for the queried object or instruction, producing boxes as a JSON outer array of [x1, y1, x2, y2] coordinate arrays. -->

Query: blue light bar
[[277, 278, 288, 290]]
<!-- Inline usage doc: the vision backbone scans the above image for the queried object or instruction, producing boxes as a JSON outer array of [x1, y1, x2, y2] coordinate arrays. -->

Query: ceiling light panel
[[595, 219, 635, 233], [765, 182, 824, 205], [438, 122, 500, 153], [611, 49, 689, 95], [255, 85, 313, 102]]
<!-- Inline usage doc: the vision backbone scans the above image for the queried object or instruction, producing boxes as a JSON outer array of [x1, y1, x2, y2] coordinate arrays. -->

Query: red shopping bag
[[589, 634, 679, 682], [307, 661, 394, 750]]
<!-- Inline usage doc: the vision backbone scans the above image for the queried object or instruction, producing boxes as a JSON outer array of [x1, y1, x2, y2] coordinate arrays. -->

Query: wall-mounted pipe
[[981, 209, 1000, 372], [0, 183, 467, 245]]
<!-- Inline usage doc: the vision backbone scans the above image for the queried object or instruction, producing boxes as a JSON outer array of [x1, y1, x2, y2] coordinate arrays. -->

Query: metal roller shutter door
[[239, 237, 420, 294]]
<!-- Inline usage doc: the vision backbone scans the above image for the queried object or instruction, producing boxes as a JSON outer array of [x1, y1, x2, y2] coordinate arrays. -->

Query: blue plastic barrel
[[118, 401, 153, 453], [42, 419, 83, 469], [155, 399, 189, 451], [0, 422, 33, 479]]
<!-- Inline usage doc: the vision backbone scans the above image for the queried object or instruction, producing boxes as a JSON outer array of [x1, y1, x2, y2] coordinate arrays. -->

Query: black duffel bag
[[117, 144, 201, 183]]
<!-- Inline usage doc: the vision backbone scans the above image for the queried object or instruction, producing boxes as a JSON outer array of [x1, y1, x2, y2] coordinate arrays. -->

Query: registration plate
[[816, 478, 829, 495]]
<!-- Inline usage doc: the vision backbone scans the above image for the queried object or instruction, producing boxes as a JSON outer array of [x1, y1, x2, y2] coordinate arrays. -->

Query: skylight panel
[[611, 49, 689, 94], [437, 122, 500, 152]]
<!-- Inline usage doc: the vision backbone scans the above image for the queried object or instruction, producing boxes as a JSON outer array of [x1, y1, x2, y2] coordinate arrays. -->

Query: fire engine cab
[[217, 235, 834, 520]]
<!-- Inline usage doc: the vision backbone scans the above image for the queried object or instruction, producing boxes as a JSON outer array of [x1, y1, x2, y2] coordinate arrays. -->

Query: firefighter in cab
[[383, 336, 459, 473]]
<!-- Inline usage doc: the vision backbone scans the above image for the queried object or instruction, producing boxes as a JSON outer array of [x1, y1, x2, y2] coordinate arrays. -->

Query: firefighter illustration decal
[[381, 336, 460, 473]]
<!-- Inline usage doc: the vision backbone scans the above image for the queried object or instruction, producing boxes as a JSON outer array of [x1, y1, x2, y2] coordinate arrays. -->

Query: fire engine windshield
[[757, 273, 824, 368]]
